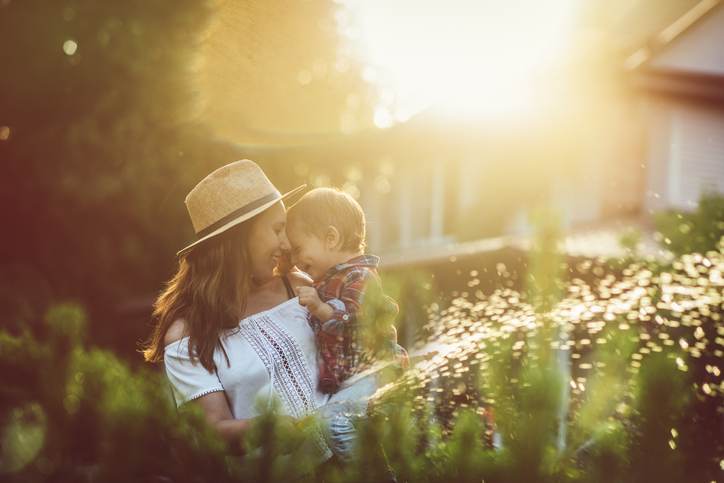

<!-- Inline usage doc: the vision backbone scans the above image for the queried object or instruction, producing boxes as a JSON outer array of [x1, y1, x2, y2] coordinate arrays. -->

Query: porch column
[[430, 160, 444, 241]]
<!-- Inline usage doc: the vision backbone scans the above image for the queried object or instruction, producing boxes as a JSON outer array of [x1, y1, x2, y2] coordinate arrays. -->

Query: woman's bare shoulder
[[163, 319, 189, 346], [286, 269, 313, 289]]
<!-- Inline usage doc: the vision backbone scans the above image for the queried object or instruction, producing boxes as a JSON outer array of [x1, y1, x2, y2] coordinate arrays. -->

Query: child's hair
[[287, 187, 366, 252]]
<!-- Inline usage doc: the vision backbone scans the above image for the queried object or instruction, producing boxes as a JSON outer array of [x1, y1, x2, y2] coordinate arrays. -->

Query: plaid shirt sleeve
[[316, 265, 411, 392], [320, 268, 374, 334]]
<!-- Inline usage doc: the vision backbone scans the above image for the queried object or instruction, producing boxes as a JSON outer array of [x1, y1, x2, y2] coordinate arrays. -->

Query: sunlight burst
[[338, 0, 576, 124]]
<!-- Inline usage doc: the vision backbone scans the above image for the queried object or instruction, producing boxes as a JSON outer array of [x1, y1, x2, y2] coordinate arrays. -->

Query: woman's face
[[247, 202, 290, 283]]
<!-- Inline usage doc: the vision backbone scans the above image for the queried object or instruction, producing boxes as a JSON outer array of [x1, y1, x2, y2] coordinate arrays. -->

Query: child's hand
[[295, 286, 323, 313]]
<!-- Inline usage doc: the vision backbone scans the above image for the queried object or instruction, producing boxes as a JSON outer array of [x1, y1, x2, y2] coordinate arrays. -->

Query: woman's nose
[[278, 230, 291, 252]]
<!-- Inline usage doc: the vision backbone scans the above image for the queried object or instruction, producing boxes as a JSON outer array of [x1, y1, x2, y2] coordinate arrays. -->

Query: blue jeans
[[317, 372, 379, 462]]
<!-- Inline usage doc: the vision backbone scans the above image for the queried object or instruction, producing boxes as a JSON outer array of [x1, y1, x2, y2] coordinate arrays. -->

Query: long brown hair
[[143, 220, 254, 372]]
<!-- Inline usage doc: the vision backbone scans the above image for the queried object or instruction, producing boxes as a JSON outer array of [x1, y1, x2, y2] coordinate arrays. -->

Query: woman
[[143, 159, 330, 462]]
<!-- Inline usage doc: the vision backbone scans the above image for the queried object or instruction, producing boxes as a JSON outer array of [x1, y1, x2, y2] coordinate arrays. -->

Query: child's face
[[286, 223, 334, 281]]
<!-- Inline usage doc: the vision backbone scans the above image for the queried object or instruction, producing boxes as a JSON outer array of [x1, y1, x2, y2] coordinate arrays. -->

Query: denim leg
[[318, 373, 379, 462], [328, 410, 358, 463]]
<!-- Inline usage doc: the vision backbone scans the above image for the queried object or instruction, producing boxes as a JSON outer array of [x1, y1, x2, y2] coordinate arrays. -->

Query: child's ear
[[325, 225, 341, 250]]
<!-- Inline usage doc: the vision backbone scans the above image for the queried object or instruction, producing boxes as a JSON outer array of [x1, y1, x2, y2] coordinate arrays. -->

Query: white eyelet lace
[[239, 314, 316, 418]]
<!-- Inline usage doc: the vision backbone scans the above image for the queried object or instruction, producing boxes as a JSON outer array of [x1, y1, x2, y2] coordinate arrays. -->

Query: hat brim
[[176, 184, 306, 257]]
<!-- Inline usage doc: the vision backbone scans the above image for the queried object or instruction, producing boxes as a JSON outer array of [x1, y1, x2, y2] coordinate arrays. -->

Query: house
[[626, 0, 724, 213], [205, 0, 723, 265]]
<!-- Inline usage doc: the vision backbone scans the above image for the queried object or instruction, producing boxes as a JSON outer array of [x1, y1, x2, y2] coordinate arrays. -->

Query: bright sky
[[337, 0, 577, 126]]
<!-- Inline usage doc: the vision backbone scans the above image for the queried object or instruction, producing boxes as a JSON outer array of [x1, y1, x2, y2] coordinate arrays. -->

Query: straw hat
[[177, 160, 305, 256]]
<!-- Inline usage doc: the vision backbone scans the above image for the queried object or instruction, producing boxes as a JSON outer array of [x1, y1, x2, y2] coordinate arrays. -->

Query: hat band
[[196, 191, 280, 239]]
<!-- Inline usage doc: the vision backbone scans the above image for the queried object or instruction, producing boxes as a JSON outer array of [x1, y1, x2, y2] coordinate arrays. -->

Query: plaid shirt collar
[[318, 254, 380, 282]]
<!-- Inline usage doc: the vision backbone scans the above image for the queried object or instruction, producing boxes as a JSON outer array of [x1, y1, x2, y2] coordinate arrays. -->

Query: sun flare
[[338, 0, 576, 125]]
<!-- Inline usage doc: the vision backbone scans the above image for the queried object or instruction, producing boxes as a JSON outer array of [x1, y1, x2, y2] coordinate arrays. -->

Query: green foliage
[[0, 0, 242, 332], [0, 403, 47, 474], [526, 209, 564, 313], [236, 402, 323, 481], [371, 232, 722, 482], [0, 304, 236, 483], [619, 228, 642, 257], [629, 353, 689, 483], [654, 192, 724, 256], [1, 237, 721, 482], [45, 303, 87, 346]]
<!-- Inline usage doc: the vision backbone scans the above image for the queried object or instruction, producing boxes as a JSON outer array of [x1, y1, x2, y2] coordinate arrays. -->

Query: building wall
[[598, 101, 648, 217], [644, 98, 724, 212], [364, 158, 461, 254]]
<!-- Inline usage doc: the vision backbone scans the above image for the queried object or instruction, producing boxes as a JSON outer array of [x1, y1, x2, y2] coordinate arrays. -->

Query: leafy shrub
[[654, 192, 724, 256], [1, 242, 721, 482]]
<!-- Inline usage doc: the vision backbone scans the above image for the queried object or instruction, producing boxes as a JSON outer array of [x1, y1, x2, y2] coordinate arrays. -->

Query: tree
[[0, 0, 241, 343]]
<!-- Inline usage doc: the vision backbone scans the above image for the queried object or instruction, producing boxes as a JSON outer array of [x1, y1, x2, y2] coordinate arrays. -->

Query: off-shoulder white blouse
[[164, 296, 329, 419]]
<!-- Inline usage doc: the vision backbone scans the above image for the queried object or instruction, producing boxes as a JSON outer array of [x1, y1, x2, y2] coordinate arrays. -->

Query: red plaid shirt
[[310, 255, 404, 393]]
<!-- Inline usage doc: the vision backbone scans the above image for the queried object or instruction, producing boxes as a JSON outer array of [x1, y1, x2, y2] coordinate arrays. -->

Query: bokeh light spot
[[63, 39, 78, 56]]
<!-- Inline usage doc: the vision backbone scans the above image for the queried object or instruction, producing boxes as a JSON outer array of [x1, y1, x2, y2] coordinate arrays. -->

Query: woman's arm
[[164, 320, 295, 453], [194, 392, 297, 455], [164, 321, 252, 450], [195, 392, 252, 443]]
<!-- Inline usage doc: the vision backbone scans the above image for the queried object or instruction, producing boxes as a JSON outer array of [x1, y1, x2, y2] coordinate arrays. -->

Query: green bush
[[654, 192, 724, 256], [1, 240, 721, 482]]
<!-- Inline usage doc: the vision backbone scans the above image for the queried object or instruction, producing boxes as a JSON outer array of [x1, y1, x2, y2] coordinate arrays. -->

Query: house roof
[[625, 0, 722, 71], [604, 0, 706, 53], [623, 0, 724, 101]]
